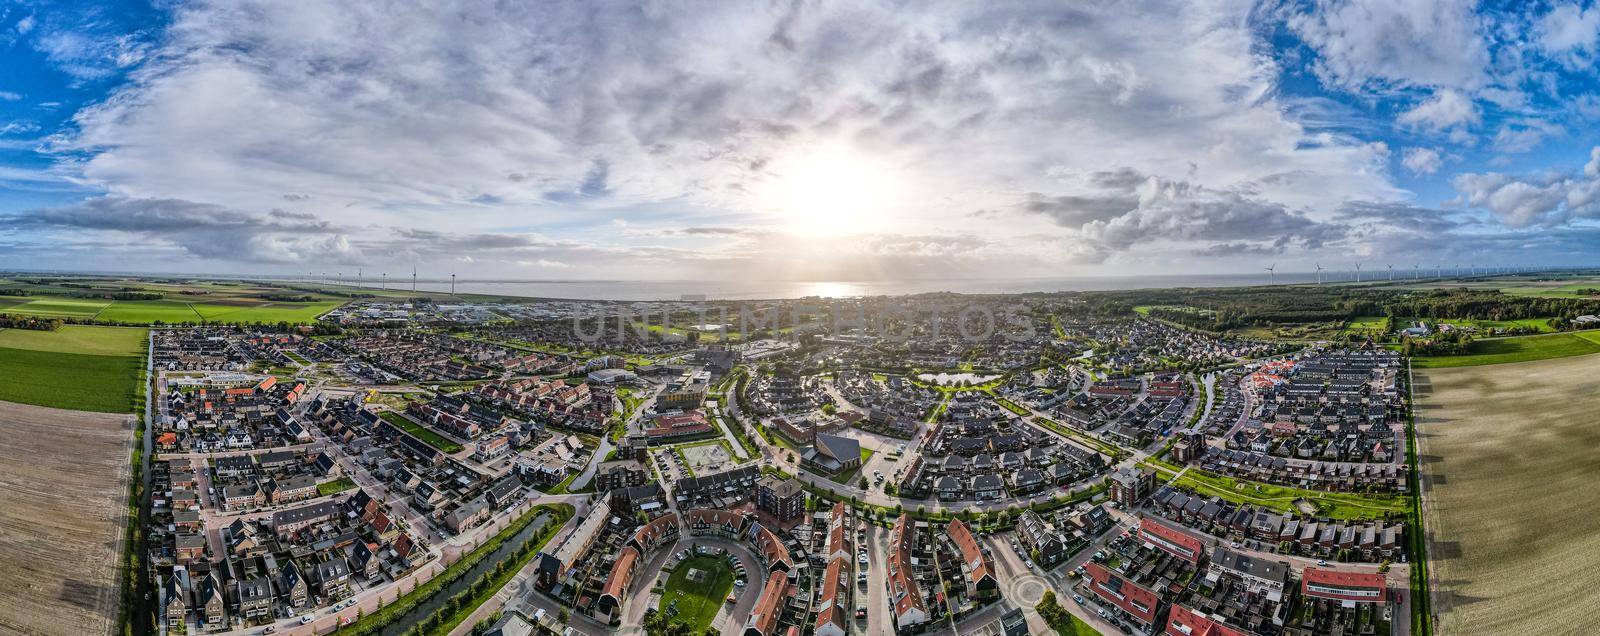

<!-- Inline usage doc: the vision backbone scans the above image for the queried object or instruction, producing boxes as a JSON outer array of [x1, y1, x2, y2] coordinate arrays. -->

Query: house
[[1164, 604, 1251, 636], [1084, 562, 1163, 631], [743, 570, 791, 636], [310, 557, 352, 599], [162, 568, 191, 625], [1301, 568, 1388, 607], [947, 519, 998, 597], [446, 496, 491, 534], [888, 514, 929, 630], [1207, 547, 1289, 601], [280, 561, 309, 608], [196, 571, 225, 628], [1140, 518, 1205, 565], [1017, 510, 1068, 567]]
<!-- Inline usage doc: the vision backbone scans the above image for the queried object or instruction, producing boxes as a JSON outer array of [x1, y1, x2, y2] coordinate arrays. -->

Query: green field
[[658, 556, 735, 633], [0, 325, 148, 356], [1411, 331, 1600, 368], [190, 300, 344, 323], [2, 297, 112, 317], [0, 346, 143, 412], [94, 300, 204, 323], [378, 410, 464, 453]]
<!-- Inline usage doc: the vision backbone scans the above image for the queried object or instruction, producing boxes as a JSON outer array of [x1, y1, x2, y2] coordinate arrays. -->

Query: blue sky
[[5, 0, 1600, 280]]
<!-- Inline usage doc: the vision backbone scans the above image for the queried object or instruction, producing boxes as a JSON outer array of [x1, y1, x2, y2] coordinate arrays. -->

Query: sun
[[761, 143, 900, 236]]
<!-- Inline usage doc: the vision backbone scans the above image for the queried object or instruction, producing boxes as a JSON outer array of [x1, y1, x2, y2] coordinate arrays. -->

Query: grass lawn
[[0, 346, 143, 412], [378, 410, 465, 453], [1052, 615, 1103, 636], [317, 477, 357, 496], [0, 325, 147, 356], [1142, 460, 1406, 520], [659, 556, 736, 632], [1411, 331, 1600, 368], [95, 299, 204, 323]]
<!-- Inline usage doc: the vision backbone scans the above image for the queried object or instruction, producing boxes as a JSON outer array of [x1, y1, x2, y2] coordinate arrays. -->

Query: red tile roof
[[888, 514, 928, 624], [1140, 517, 1205, 564], [814, 556, 848, 634], [1301, 568, 1388, 603], [746, 570, 791, 636], [601, 546, 639, 601], [946, 518, 996, 589], [1085, 562, 1161, 626], [1164, 604, 1250, 636]]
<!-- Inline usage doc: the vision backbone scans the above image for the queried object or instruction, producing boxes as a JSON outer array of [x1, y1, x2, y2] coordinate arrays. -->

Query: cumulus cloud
[[1396, 89, 1480, 132], [1535, 2, 1600, 68], [1449, 152, 1600, 228], [1401, 148, 1444, 175], [1287, 0, 1490, 91]]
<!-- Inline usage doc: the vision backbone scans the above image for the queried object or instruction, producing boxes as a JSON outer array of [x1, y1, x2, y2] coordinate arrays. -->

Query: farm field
[[0, 400, 134, 636], [0, 328, 145, 412], [2, 297, 111, 317], [94, 299, 203, 323], [1410, 331, 1600, 367], [0, 276, 349, 324], [1416, 355, 1600, 635], [0, 325, 147, 356]]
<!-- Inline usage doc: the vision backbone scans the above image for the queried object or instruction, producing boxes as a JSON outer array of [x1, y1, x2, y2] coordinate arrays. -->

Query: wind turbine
[[1387, 264, 1395, 281], [1315, 263, 1325, 285], [1355, 263, 1362, 283], [381, 272, 387, 291], [1412, 264, 1419, 280], [1265, 263, 1277, 284], [1436, 264, 1443, 279], [412, 266, 417, 293], [451, 273, 456, 295]]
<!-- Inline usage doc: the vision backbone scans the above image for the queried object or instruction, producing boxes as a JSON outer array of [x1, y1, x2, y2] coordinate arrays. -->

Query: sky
[[4, 0, 1600, 281]]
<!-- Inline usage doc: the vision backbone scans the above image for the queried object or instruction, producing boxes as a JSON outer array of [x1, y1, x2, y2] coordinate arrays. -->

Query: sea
[[393, 272, 1331, 301]]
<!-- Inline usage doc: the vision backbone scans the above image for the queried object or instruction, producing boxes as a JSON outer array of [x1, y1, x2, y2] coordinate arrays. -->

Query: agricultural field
[[1417, 354, 1600, 635], [0, 400, 134, 636], [0, 325, 147, 356], [94, 299, 203, 323], [1, 297, 111, 317], [0, 276, 348, 324], [1410, 331, 1600, 368], [0, 326, 146, 412]]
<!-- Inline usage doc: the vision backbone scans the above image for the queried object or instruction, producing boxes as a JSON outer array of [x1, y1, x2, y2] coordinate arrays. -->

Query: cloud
[[1490, 119, 1562, 154], [1287, 0, 1490, 91], [12, 0, 1413, 278], [1535, 2, 1600, 68], [1401, 147, 1443, 175], [0, 197, 360, 263], [1396, 89, 1479, 132], [1018, 168, 1347, 260], [1449, 168, 1600, 228], [0, 91, 20, 101]]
